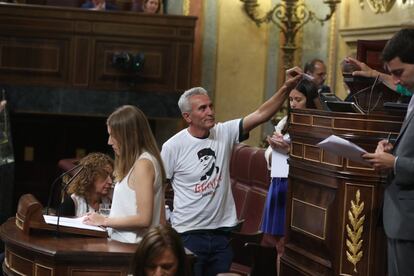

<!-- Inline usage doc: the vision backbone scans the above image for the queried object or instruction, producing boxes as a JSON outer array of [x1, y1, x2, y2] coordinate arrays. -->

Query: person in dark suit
[[362, 28, 414, 276]]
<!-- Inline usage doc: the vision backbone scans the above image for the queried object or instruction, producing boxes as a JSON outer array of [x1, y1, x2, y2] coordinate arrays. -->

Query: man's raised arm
[[242, 67, 303, 134]]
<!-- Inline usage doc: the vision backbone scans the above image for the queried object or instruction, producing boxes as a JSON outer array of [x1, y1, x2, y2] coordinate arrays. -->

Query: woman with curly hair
[[60, 152, 114, 217], [83, 105, 166, 244]]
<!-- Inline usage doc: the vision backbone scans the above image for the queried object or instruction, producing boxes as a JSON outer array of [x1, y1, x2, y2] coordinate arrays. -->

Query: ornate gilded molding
[[183, 0, 190, 16], [358, 0, 404, 13], [345, 189, 365, 273], [240, 0, 341, 68], [327, 10, 337, 89]]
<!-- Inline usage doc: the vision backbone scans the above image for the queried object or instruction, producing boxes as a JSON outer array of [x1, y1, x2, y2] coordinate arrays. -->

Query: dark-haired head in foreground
[[130, 225, 187, 276]]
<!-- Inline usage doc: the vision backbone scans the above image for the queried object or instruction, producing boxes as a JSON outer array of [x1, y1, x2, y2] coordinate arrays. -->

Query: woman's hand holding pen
[[83, 212, 106, 227], [267, 132, 290, 154]]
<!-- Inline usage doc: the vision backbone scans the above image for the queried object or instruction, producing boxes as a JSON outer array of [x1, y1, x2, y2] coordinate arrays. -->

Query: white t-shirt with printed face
[[161, 119, 242, 233]]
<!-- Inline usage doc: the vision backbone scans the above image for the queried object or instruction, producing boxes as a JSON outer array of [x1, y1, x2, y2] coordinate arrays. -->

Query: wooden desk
[[280, 109, 404, 276], [1, 218, 136, 275]]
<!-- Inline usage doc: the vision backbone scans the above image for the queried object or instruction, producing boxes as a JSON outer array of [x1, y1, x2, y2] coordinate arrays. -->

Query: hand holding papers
[[317, 135, 369, 165], [269, 133, 290, 177]]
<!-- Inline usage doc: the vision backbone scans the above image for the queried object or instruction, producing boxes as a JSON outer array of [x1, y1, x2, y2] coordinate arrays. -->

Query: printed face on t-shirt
[[199, 154, 214, 173], [197, 148, 217, 177]]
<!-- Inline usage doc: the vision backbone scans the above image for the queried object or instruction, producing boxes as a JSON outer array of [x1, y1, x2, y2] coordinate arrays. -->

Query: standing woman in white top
[[84, 105, 167, 243]]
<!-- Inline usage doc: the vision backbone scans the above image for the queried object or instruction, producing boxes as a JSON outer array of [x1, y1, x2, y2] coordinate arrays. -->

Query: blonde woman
[[84, 105, 166, 243]]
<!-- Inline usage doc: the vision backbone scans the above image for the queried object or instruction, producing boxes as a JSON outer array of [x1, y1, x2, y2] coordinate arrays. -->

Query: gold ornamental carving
[[183, 0, 190, 16], [358, 0, 398, 13], [345, 189, 365, 273]]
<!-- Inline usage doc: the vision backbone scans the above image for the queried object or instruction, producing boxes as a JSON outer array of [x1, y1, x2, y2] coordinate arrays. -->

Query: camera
[[112, 51, 145, 72]]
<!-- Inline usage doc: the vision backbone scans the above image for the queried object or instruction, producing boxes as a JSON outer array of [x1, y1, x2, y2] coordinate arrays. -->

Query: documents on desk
[[317, 135, 369, 165], [43, 215, 106, 232]]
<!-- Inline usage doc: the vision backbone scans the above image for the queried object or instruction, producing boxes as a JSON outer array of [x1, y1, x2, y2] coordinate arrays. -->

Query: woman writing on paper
[[83, 105, 166, 243], [59, 152, 114, 217], [261, 79, 319, 264]]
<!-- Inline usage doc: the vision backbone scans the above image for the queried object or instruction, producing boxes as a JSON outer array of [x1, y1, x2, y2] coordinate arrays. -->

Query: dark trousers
[[387, 238, 414, 276], [181, 231, 233, 276]]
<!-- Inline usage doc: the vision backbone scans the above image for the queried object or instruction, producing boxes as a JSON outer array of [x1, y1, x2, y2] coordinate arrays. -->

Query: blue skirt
[[261, 177, 288, 236]]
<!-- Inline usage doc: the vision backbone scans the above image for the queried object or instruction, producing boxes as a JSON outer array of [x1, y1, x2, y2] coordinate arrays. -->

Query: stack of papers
[[270, 133, 290, 178], [43, 215, 106, 232], [317, 135, 369, 165]]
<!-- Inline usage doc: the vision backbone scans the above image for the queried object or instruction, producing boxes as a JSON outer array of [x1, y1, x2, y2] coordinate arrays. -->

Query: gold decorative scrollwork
[[358, 0, 399, 13], [345, 189, 365, 273], [240, 0, 341, 68], [183, 0, 190, 16]]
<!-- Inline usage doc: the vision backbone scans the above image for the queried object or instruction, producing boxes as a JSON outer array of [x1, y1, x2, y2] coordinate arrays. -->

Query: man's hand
[[362, 140, 395, 171], [345, 57, 378, 78], [345, 57, 396, 90], [375, 139, 393, 154], [362, 152, 395, 171], [284, 66, 303, 91]]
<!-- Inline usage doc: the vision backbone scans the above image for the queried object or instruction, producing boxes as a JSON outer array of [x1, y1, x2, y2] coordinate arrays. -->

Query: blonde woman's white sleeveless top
[[108, 151, 163, 243]]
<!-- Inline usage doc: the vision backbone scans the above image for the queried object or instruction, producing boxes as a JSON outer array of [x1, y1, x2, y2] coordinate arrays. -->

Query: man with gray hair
[[161, 68, 303, 276]]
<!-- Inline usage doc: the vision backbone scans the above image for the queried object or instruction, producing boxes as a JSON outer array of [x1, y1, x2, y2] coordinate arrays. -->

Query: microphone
[[351, 75, 382, 114], [45, 163, 83, 215], [55, 165, 84, 236]]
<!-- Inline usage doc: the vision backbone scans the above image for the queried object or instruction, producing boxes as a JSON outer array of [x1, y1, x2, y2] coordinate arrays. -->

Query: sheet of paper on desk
[[43, 215, 106, 232], [317, 135, 369, 165]]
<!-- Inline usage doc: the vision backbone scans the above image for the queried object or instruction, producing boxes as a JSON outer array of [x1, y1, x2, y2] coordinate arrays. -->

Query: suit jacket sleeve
[[395, 156, 414, 188]]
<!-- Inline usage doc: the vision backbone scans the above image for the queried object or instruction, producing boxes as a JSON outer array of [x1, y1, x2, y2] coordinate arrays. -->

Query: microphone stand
[[351, 76, 382, 114], [56, 165, 84, 237], [46, 163, 83, 215]]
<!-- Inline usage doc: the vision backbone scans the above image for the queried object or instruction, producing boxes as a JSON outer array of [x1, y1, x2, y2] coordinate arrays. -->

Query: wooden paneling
[[356, 40, 388, 73], [0, 3, 196, 92], [280, 108, 403, 276], [0, 37, 69, 85], [73, 37, 91, 86]]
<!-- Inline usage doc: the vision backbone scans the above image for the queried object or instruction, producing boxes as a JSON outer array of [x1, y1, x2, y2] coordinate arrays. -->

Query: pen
[[386, 132, 392, 143]]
